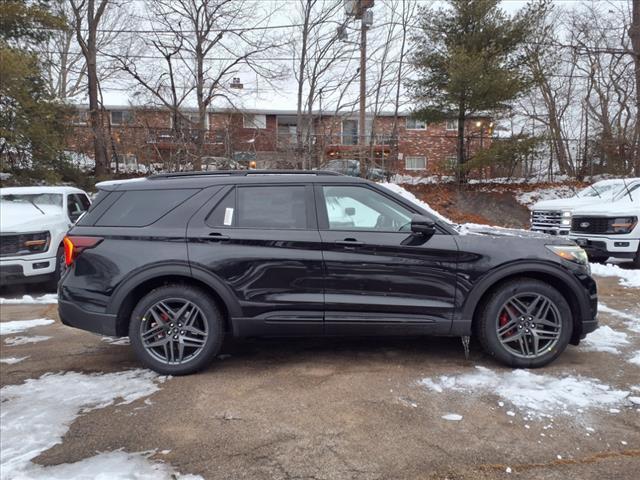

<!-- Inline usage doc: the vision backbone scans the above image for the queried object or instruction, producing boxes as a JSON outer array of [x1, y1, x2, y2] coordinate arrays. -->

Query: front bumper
[[0, 256, 57, 285], [570, 235, 638, 259], [58, 299, 119, 336]]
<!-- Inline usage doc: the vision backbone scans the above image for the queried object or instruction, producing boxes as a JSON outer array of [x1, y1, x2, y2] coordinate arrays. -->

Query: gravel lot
[[1, 275, 639, 479]]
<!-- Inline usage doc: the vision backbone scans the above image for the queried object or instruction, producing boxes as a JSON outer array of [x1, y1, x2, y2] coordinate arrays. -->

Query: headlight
[[546, 245, 589, 265], [609, 217, 637, 234], [19, 231, 51, 255]]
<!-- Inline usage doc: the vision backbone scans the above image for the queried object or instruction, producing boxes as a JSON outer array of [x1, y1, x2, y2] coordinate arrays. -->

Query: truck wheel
[[46, 246, 66, 292], [587, 255, 608, 264], [129, 284, 224, 375], [475, 279, 573, 368], [631, 247, 640, 270]]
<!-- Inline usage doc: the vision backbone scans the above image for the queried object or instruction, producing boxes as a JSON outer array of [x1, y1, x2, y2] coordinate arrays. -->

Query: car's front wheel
[[129, 285, 224, 375], [475, 279, 573, 368]]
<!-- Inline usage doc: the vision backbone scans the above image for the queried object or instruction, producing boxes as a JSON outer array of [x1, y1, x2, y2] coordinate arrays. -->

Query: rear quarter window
[[95, 189, 198, 227]]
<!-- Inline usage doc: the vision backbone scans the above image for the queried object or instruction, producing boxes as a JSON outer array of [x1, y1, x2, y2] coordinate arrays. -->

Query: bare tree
[[117, 0, 286, 170], [69, 0, 125, 176]]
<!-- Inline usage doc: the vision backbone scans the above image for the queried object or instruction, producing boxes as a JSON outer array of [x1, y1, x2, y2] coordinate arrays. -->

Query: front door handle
[[200, 232, 230, 242], [335, 238, 363, 247]]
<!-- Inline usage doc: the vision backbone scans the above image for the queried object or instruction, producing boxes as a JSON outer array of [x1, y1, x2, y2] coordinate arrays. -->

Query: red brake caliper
[[499, 310, 514, 337]]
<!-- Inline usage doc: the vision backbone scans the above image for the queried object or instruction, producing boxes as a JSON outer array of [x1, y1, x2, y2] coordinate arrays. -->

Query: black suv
[[59, 171, 598, 375]]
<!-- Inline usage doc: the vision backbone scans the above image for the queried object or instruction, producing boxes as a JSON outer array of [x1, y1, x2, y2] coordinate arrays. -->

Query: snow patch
[[0, 356, 29, 365], [581, 326, 630, 354], [378, 182, 453, 223], [590, 263, 640, 288], [0, 294, 58, 305], [419, 366, 630, 419], [4, 336, 51, 346], [441, 413, 463, 421], [516, 185, 576, 207], [0, 370, 197, 479], [101, 336, 130, 346], [0, 319, 54, 336], [598, 303, 640, 333], [629, 352, 640, 367]]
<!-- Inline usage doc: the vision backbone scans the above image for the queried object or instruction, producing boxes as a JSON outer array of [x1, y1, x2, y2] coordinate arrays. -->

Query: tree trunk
[[629, 0, 640, 175], [86, 10, 108, 176], [456, 104, 466, 183]]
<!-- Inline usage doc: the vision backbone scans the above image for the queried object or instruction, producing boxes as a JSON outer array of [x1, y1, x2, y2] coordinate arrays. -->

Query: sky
[[84, 0, 630, 113]]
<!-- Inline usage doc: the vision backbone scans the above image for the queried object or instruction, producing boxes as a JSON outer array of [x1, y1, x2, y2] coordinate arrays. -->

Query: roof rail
[[149, 169, 342, 179]]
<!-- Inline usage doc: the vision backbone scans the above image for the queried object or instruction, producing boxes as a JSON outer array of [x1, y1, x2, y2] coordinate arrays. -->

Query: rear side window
[[96, 189, 197, 227], [207, 186, 308, 229]]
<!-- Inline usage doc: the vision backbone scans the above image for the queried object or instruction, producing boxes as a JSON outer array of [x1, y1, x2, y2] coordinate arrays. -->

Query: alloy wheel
[[496, 293, 562, 359], [140, 298, 209, 365]]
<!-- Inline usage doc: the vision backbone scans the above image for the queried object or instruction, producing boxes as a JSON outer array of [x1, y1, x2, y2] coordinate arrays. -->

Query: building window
[[405, 156, 427, 170], [446, 119, 458, 131], [110, 110, 133, 126], [406, 118, 427, 130], [72, 110, 89, 125], [446, 155, 458, 172], [243, 113, 267, 129]]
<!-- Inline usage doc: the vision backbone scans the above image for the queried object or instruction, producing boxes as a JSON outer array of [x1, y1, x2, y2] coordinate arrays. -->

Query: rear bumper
[[58, 299, 119, 336]]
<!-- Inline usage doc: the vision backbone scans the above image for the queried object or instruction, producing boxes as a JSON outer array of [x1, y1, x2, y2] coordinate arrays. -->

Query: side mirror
[[411, 214, 436, 237]]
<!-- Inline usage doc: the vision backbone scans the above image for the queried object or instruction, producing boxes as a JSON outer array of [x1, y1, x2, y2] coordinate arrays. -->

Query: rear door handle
[[335, 238, 363, 247], [200, 232, 230, 241]]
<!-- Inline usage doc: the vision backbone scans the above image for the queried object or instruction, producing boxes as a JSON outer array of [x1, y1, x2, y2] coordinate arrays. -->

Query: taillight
[[63, 236, 103, 266]]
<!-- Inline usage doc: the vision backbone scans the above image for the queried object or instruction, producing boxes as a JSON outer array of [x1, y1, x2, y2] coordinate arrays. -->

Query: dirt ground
[[1, 276, 639, 479]]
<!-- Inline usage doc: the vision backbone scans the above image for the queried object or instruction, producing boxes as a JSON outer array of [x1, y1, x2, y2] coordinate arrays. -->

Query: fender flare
[[106, 261, 242, 319], [455, 260, 592, 330]]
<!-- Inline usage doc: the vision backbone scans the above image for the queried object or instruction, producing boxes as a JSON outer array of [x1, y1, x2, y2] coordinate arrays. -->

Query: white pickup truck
[[0, 186, 91, 289], [570, 188, 640, 267], [529, 178, 640, 236]]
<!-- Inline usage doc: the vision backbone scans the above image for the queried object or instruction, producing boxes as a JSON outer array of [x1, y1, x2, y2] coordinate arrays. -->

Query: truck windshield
[[577, 182, 623, 198], [1, 193, 63, 208]]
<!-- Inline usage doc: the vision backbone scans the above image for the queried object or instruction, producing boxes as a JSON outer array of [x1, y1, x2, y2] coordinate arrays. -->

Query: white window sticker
[[223, 207, 234, 226]]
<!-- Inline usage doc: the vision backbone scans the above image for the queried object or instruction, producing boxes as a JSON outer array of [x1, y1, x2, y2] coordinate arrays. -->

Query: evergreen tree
[[410, 0, 546, 181], [0, 0, 69, 181]]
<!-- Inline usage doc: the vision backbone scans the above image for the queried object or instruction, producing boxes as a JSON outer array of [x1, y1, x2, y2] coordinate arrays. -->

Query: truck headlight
[[609, 217, 637, 234], [546, 245, 589, 265]]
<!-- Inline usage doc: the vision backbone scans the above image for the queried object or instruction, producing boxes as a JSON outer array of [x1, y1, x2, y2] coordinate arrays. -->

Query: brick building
[[66, 105, 493, 175]]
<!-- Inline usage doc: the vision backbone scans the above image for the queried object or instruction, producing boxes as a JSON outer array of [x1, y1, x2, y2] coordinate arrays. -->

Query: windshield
[[1, 193, 63, 208], [577, 181, 624, 198]]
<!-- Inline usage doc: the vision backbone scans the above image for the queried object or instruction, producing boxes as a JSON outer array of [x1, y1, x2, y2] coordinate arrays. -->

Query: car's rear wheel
[[129, 285, 223, 375], [475, 279, 573, 368]]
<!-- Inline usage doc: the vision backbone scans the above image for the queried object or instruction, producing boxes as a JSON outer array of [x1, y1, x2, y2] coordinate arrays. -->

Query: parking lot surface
[[1, 275, 639, 479]]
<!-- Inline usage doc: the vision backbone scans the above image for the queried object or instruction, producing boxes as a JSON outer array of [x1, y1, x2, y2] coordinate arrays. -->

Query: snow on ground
[[599, 303, 640, 333], [4, 336, 51, 346], [0, 369, 200, 480], [0, 294, 58, 305], [101, 336, 130, 346], [629, 352, 640, 367], [379, 182, 453, 223], [419, 366, 631, 420], [590, 263, 640, 288], [581, 326, 630, 354], [0, 357, 29, 365], [441, 413, 463, 421], [516, 185, 576, 207], [0, 319, 54, 336]]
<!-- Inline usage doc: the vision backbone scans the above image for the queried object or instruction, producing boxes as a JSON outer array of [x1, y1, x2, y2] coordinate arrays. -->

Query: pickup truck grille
[[531, 210, 563, 229], [0, 234, 20, 256], [571, 216, 610, 234]]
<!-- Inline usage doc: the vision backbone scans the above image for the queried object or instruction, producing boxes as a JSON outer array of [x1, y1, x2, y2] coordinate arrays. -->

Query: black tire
[[46, 245, 65, 292], [475, 279, 573, 368], [129, 284, 224, 375], [631, 247, 640, 270]]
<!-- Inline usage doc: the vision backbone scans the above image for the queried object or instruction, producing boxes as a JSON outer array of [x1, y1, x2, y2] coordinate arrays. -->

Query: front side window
[[67, 193, 90, 221], [322, 185, 413, 232]]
